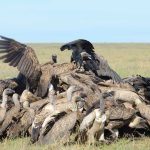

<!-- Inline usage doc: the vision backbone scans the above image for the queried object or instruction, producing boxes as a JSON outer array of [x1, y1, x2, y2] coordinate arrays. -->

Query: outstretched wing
[[0, 36, 42, 90], [60, 39, 95, 54], [95, 55, 122, 82]]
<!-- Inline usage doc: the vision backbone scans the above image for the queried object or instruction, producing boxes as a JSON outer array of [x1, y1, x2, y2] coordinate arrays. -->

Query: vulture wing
[[95, 55, 122, 82], [0, 36, 42, 91], [60, 39, 95, 55]]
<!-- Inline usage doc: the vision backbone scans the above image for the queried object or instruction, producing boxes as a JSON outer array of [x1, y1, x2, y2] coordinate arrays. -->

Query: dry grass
[[0, 43, 150, 79], [0, 43, 150, 149], [1, 137, 150, 150]]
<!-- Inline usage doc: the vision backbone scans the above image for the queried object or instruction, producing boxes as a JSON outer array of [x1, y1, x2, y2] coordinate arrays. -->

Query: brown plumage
[[78, 95, 106, 143], [30, 86, 55, 133], [105, 104, 136, 139], [6, 109, 26, 138], [53, 63, 76, 75], [38, 92, 87, 144], [20, 89, 42, 103], [98, 80, 135, 92], [30, 99, 50, 113], [19, 89, 50, 113], [58, 71, 102, 108], [38, 111, 77, 145], [0, 88, 15, 124], [31, 103, 55, 143], [107, 104, 136, 121], [87, 113, 106, 144], [30, 83, 56, 143], [123, 75, 150, 102], [6, 101, 35, 138], [136, 103, 150, 121], [129, 115, 149, 129], [0, 93, 20, 137], [103, 89, 143, 105], [19, 101, 35, 135], [0, 79, 18, 98], [30, 85, 85, 143], [0, 36, 54, 98]]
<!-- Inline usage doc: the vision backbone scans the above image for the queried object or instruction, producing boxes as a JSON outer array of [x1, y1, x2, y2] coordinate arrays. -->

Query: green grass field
[[0, 43, 150, 150]]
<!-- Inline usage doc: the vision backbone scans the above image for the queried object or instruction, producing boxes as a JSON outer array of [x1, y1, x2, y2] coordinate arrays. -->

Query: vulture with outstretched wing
[[60, 39, 95, 63], [60, 39, 122, 83], [0, 36, 54, 98]]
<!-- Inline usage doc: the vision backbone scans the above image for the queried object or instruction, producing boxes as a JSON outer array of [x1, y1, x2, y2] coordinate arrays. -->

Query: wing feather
[[0, 35, 42, 83], [9, 52, 23, 67], [26, 60, 33, 77], [95, 55, 122, 82], [5, 51, 22, 63], [17, 56, 27, 71]]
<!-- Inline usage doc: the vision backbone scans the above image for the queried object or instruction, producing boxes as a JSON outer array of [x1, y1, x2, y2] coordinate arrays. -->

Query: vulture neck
[[13, 95, 20, 107], [48, 84, 55, 105], [67, 86, 78, 102], [1, 92, 8, 108], [23, 101, 34, 116], [99, 94, 105, 114]]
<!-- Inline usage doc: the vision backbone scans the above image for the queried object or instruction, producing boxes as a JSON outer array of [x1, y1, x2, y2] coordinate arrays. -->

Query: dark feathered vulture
[[0, 36, 54, 98], [60, 39, 95, 63], [60, 39, 122, 83]]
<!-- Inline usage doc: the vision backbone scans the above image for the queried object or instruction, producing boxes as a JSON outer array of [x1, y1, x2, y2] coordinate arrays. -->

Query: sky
[[0, 0, 150, 43]]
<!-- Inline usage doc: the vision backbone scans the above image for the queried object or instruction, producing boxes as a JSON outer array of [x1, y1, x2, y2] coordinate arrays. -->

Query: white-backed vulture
[[103, 89, 143, 105], [37, 92, 88, 145], [31, 85, 87, 144], [123, 75, 150, 102], [0, 36, 54, 98], [6, 100, 35, 138], [105, 104, 136, 140], [0, 93, 20, 137], [38, 111, 77, 145], [78, 95, 106, 143], [0, 79, 18, 99], [0, 88, 15, 124], [30, 83, 56, 143]]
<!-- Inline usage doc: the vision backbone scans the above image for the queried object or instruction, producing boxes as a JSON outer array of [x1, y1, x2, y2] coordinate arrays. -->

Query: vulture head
[[3, 88, 15, 96], [51, 54, 57, 63]]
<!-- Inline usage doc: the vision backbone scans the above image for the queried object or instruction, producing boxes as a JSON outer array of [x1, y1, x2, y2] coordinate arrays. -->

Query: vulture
[[0, 36, 54, 98], [0, 88, 15, 124], [51, 54, 57, 64], [78, 95, 106, 143], [0, 79, 19, 99], [60, 39, 122, 83], [0, 93, 20, 137]]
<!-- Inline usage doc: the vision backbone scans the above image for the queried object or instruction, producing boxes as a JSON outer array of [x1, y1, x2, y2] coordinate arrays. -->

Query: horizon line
[[26, 42, 150, 44]]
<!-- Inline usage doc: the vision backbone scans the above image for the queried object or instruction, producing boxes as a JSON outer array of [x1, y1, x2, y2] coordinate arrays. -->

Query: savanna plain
[[0, 43, 150, 150]]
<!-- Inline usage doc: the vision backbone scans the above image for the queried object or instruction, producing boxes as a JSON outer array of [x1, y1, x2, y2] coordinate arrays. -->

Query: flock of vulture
[[0, 36, 150, 145]]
